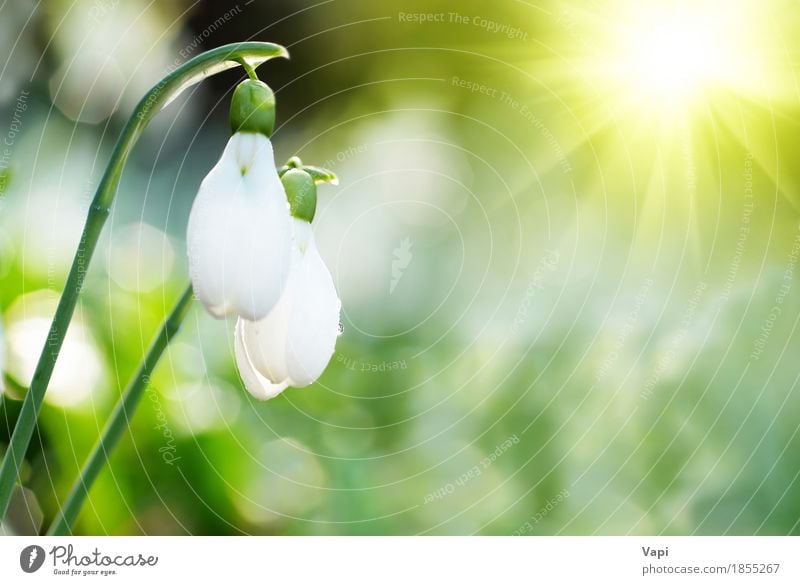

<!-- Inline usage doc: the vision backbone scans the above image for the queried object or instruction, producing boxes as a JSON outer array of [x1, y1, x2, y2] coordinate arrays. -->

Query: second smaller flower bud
[[229, 79, 275, 137]]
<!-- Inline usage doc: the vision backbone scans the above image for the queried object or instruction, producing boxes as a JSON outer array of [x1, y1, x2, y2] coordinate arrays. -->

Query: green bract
[[229, 79, 276, 137], [281, 168, 317, 222], [278, 156, 339, 185]]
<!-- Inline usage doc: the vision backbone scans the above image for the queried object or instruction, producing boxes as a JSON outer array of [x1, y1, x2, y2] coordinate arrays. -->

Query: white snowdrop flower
[[187, 79, 291, 321], [235, 169, 340, 400], [187, 132, 291, 320]]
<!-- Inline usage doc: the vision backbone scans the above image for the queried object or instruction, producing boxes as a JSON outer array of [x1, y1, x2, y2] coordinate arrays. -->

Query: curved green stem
[[237, 58, 259, 81], [47, 285, 194, 536], [0, 41, 288, 521]]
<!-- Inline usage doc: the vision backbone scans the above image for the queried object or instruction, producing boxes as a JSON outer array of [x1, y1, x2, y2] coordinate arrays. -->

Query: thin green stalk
[[238, 58, 259, 81], [47, 285, 194, 535], [0, 42, 288, 521]]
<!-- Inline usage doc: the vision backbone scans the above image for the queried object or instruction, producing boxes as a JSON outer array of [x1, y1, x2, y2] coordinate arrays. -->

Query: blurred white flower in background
[[45, 0, 182, 123], [4, 291, 106, 409]]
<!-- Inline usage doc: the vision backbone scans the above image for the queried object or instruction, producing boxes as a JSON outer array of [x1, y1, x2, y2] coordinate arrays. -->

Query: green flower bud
[[281, 168, 317, 222], [229, 79, 275, 137]]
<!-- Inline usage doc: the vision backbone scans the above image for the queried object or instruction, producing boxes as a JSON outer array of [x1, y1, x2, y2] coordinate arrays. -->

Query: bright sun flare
[[601, 3, 752, 109], [626, 18, 721, 99]]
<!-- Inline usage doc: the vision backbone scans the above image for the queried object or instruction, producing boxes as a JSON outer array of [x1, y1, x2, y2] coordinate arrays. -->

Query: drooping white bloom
[[234, 218, 340, 400], [187, 132, 292, 320]]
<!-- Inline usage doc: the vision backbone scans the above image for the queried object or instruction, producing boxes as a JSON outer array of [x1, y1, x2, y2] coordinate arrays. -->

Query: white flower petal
[[234, 319, 289, 400], [186, 138, 240, 317], [284, 232, 341, 387], [234, 220, 341, 396], [187, 132, 291, 320], [230, 140, 292, 321], [237, 246, 298, 385]]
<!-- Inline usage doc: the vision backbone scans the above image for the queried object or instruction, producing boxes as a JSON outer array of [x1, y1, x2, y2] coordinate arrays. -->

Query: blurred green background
[[1, 0, 800, 535]]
